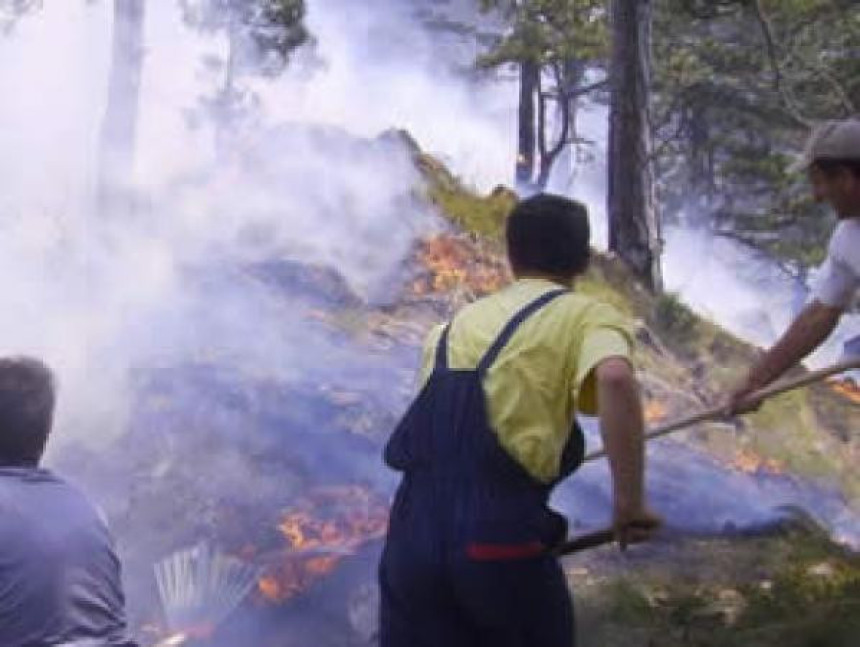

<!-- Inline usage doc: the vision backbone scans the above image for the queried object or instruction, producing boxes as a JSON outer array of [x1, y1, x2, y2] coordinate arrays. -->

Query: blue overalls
[[379, 289, 585, 647]]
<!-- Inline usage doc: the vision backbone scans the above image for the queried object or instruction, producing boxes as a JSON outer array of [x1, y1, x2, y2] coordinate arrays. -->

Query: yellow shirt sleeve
[[573, 304, 633, 415]]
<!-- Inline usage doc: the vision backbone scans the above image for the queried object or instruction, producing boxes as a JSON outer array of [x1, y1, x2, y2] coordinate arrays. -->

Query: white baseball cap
[[790, 119, 860, 172]]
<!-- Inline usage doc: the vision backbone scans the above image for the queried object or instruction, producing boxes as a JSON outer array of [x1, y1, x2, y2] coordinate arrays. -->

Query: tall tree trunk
[[607, 0, 662, 291], [536, 59, 586, 190], [97, 0, 146, 218], [547, 59, 586, 191], [516, 60, 539, 192]]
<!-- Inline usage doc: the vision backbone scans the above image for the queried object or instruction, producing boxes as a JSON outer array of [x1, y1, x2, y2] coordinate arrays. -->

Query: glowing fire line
[[411, 234, 509, 297], [729, 448, 783, 475], [644, 399, 668, 424], [257, 486, 389, 604], [828, 377, 860, 404]]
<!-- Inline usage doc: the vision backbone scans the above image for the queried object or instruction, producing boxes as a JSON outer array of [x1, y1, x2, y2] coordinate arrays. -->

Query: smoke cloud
[[1, 0, 855, 526], [0, 0, 508, 455], [3, 2, 860, 640]]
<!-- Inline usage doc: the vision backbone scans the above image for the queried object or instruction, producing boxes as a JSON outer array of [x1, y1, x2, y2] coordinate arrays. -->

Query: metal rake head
[[154, 542, 261, 636]]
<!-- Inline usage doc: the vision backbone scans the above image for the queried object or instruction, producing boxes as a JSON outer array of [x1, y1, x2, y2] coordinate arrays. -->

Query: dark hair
[[505, 193, 591, 279], [811, 158, 860, 178], [0, 357, 56, 466]]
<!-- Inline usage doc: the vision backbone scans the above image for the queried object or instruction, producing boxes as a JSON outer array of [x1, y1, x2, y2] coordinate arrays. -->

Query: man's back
[[419, 278, 632, 483], [0, 467, 133, 647], [380, 193, 656, 647]]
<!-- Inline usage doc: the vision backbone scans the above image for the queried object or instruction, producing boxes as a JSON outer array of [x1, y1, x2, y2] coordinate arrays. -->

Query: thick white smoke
[[0, 0, 489, 454], [4, 4, 860, 638], [542, 103, 856, 369], [253, 0, 517, 191], [662, 226, 859, 368], [0, 0, 853, 458]]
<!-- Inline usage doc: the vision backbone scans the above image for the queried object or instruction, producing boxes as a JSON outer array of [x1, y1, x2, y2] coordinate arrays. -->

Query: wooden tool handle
[[583, 358, 860, 463], [555, 519, 660, 556], [554, 528, 616, 555]]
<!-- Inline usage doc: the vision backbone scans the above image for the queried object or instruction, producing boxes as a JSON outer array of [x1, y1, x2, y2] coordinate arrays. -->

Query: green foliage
[[2, 0, 309, 68], [179, 0, 310, 143], [650, 292, 699, 343], [477, 0, 608, 68], [652, 0, 860, 274], [603, 579, 655, 624], [475, 0, 611, 190], [580, 523, 860, 647], [428, 189, 512, 239], [736, 556, 860, 647], [0, 0, 42, 33], [416, 150, 515, 239], [576, 273, 635, 316], [253, 0, 308, 60], [179, 0, 309, 69]]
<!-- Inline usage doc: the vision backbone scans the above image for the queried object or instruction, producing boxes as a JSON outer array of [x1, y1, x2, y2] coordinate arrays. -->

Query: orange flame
[[411, 234, 509, 297], [258, 486, 389, 604], [730, 449, 783, 475], [257, 575, 284, 601], [644, 399, 668, 424], [827, 377, 860, 404]]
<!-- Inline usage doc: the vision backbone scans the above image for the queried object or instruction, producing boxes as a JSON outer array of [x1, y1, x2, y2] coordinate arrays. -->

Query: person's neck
[[841, 191, 860, 218], [515, 272, 573, 288]]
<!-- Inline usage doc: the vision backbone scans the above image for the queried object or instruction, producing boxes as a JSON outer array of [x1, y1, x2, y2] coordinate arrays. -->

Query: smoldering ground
[[1, 1, 859, 644]]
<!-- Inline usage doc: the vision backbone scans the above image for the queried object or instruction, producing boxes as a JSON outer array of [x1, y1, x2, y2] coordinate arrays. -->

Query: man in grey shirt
[[729, 119, 860, 410], [0, 357, 136, 646]]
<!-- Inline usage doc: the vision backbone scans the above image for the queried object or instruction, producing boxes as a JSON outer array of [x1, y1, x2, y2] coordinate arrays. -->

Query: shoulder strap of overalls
[[434, 324, 452, 371], [434, 288, 568, 374], [477, 288, 568, 375]]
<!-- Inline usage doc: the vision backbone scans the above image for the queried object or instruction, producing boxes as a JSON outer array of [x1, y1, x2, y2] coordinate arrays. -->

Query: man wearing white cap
[[728, 119, 860, 411]]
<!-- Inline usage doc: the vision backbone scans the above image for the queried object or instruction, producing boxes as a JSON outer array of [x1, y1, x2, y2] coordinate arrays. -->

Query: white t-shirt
[[813, 219, 860, 309]]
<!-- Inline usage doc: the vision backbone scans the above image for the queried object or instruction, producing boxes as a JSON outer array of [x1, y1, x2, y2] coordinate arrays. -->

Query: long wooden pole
[[557, 359, 860, 556], [555, 528, 616, 555], [583, 358, 860, 463]]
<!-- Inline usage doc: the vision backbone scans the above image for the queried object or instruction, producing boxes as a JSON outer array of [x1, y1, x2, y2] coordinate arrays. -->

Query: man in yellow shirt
[[379, 193, 659, 647]]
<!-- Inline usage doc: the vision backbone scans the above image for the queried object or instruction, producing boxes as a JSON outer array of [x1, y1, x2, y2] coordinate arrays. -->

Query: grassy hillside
[[406, 144, 860, 646], [410, 143, 860, 505]]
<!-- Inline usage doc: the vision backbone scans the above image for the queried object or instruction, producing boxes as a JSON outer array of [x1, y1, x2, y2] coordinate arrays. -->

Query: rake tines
[[154, 542, 260, 637]]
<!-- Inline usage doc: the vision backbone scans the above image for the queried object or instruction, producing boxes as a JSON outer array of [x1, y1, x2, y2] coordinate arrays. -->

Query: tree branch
[[782, 45, 858, 117], [713, 226, 805, 280], [537, 70, 548, 161], [545, 63, 571, 162], [558, 76, 611, 100], [749, 0, 813, 128]]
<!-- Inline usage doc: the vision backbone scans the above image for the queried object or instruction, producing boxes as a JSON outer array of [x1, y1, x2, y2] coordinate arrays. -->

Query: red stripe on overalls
[[465, 541, 545, 561]]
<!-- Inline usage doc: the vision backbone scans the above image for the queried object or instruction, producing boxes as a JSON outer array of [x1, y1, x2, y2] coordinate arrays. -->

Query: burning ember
[[410, 233, 509, 298], [644, 399, 668, 425], [257, 486, 389, 603], [729, 449, 783, 475], [827, 377, 860, 405]]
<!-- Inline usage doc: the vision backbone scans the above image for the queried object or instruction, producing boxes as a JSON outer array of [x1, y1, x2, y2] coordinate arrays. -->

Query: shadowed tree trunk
[[545, 58, 587, 191], [607, 0, 662, 291], [97, 0, 146, 218], [515, 59, 539, 192], [535, 59, 586, 190]]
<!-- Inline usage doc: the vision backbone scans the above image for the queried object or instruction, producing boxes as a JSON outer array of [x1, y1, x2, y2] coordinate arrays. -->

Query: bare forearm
[[597, 363, 645, 513], [747, 302, 841, 389]]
